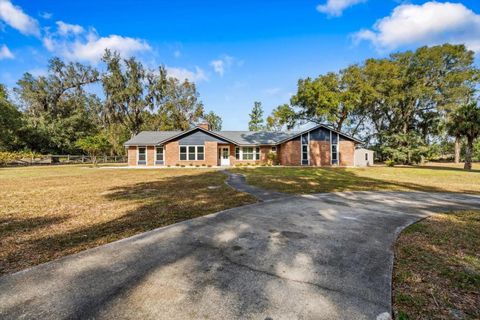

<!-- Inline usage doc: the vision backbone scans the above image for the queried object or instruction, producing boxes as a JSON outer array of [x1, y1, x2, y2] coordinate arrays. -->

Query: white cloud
[[0, 44, 14, 59], [210, 55, 236, 76], [317, 0, 366, 17], [44, 25, 151, 63], [353, 2, 480, 53], [39, 12, 52, 20], [56, 21, 84, 36], [166, 66, 207, 82], [0, 0, 40, 36], [264, 87, 281, 96]]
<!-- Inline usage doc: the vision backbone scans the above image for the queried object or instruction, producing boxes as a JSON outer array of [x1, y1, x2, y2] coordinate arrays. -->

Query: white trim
[[301, 133, 309, 166], [179, 145, 205, 161], [137, 146, 147, 165], [219, 146, 230, 166], [155, 146, 164, 165], [237, 146, 259, 161]]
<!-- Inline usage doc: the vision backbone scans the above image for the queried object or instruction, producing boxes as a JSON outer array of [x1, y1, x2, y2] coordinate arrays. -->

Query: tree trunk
[[454, 136, 461, 164], [464, 137, 473, 170]]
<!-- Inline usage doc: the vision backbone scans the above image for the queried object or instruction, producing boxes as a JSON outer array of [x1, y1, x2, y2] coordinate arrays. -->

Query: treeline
[[0, 50, 222, 156], [262, 44, 480, 168]]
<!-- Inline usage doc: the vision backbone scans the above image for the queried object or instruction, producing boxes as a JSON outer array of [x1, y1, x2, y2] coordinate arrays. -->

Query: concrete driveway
[[0, 192, 479, 320]]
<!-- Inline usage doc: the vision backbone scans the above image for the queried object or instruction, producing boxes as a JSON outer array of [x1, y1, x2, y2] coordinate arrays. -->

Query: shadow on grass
[[0, 171, 254, 275], [235, 167, 458, 194]]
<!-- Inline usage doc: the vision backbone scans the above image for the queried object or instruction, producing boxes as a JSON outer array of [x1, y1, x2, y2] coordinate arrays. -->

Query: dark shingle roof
[[213, 131, 300, 145], [124, 125, 362, 146], [123, 131, 181, 146]]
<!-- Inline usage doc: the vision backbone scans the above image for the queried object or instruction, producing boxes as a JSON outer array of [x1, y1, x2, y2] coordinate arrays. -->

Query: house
[[124, 123, 363, 167]]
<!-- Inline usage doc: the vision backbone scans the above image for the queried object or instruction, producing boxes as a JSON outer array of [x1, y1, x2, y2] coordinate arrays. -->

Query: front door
[[219, 146, 230, 166]]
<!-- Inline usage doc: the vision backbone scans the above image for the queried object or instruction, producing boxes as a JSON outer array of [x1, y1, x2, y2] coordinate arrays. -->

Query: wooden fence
[[4, 155, 127, 167]]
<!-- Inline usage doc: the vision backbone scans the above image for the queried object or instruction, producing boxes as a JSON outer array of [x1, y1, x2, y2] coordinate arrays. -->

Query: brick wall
[[164, 141, 179, 166], [164, 140, 218, 166], [279, 140, 301, 166], [128, 146, 137, 166], [205, 141, 218, 166], [320, 141, 331, 166], [309, 141, 322, 166], [147, 146, 155, 166], [339, 140, 354, 166]]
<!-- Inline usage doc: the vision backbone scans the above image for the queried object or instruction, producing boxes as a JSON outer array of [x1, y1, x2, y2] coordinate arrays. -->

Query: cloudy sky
[[1, 0, 480, 130]]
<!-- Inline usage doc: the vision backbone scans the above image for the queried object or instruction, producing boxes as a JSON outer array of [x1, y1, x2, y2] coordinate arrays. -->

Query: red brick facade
[[126, 130, 356, 167], [339, 140, 354, 166], [278, 139, 301, 166]]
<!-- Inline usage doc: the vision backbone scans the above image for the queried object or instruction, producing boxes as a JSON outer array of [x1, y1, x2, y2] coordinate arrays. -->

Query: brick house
[[124, 123, 362, 167]]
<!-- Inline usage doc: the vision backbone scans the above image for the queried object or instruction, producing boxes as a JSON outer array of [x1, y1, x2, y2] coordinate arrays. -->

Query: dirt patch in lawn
[[393, 211, 480, 319], [0, 166, 255, 275]]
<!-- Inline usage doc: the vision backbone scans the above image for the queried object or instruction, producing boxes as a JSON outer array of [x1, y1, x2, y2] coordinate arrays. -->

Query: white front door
[[219, 147, 230, 166]]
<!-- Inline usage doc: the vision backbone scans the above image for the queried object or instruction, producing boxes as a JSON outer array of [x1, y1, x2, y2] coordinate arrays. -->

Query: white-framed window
[[271, 146, 277, 153], [137, 146, 147, 165], [236, 147, 260, 161], [331, 131, 339, 165], [179, 145, 204, 161], [155, 146, 164, 164], [242, 147, 254, 160], [301, 133, 309, 165]]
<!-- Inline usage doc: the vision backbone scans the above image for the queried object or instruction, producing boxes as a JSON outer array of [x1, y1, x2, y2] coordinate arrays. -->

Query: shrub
[[181, 165, 185, 167], [175, 163, 180, 166], [266, 151, 278, 165], [385, 160, 395, 167], [195, 164, 200, 167], [201, 164, 206, 167], [0, 151, 39, 166], [189, 163, 194, 166], [207, 164, 212, 167]]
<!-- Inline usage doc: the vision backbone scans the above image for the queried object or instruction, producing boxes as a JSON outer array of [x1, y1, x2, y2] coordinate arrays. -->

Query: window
[[197, 146, 204, 160], [156, 147, 164, 164], [180, 146, 187, 160], [242, 147, 254, 160], [255, 147, 260, 160], [179, 145, 204, 161], [188, 146, 196, 161], [138, 147, 146, 165], [365, 153, 368, 161], [332, 144, 338, 164], [235, 147, 240, 160], [301, 134, 309, 165], [271, 146, 277, 152]]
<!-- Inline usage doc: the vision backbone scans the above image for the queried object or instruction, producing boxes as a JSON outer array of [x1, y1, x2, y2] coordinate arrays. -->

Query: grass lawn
[[0, 165, 255, 275], [393, 211, 480, 319], [231, 163, 480, 194]]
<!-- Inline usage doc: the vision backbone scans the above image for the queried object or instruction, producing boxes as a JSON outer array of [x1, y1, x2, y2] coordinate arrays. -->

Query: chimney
[[198, 122, 210, 131]]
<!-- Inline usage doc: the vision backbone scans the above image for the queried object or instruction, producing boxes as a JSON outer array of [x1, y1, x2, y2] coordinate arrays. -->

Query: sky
[[1, 0, 480, 130]]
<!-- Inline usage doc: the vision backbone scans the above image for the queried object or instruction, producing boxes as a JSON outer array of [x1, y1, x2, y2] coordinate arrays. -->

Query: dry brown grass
[[0, 166, 255, 275], [393, 211, 480, 320], [232, 162, 480, 194]]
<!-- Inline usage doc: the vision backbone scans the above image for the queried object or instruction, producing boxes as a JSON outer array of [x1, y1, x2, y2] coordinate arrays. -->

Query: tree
[[154, 76, 205, 131], [0, 85, 23, 151], [102, 50, 153, 135], [289, 65, 365, 132], [266, 104, 296, 131], [248, 101, 264, 131], [203, 111, 222, 131], [447, 102, 480, 170], [76, 133, 111, 166], [15, 58, 101, 154]]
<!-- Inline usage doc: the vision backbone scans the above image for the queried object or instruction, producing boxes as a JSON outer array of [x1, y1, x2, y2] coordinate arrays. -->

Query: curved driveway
[[1, 191, 479, 320]]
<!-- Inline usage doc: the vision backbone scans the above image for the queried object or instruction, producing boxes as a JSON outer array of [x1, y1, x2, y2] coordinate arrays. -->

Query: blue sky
[[1, 0, 480, 130]]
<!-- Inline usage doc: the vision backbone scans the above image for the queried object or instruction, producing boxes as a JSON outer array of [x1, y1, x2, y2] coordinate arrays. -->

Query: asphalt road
[[0, 191, 479, 320]]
